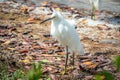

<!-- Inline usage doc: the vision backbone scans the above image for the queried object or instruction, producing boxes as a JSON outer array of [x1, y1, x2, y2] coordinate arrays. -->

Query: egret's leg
[[65, 46, 69, 73], [72, 52, 75, 66]]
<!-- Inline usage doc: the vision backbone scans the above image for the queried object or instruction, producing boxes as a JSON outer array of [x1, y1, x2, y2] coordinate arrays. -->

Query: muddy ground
[[0, 1, 120, 80]]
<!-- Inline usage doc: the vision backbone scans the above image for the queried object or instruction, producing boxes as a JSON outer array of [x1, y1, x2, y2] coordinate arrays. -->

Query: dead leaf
[[85, 75, 93, 79], [41, 1, 48, 6], [19, 49, 28, 53], [40, 59, 50, 63], [2, 40, 11, 45], [32, 45, 41, 49], [81, 61, 99, 69], [8, 68, 16, 73], [55, 57, 61, 61], [19, 59, 31, 64], [81, 19, 87, 24], [50, 74, 57, 80], [57, 52, 65, 55], [21, 5, 28, 13], [27, 17, 35, 21], [47, 67, 52, 71], [7, 47, 15, 51], [87, 63, 98, 69], [97, 24, 109, 30], [24, 66, 31, 70], [26, 56, 32, 60], [82, 61, 93, 65]]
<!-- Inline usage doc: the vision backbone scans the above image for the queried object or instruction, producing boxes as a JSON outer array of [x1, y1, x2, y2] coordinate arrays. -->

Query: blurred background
[[0, 0, 120, 12]]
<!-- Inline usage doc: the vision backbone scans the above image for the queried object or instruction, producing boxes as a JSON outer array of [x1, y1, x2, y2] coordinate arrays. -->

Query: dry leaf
[[87, 63, 98, 69], [97, 24, 109, 30], [81, 19, 87, 24], [8, 68, 16, 73], [50, 74, 57, 80], [27, 17, 35, 21], [40, 59, 50, 63], [82, 61, 99, 69], [57, 52, 65, 55], [47, 67, 53, 71], [27, 17, 36, 23], [2, 40, 11, 45], [19, 49, 28, 53], [21, 6, 28, 13], [7, 47, 15, 50], [41, 1, 48, 6], [19, 59, 31, 64], [21, 5, 28, 13], [26, 56, 32, 60], [82, 61, 93, 65], [32, 45, 41, 49]]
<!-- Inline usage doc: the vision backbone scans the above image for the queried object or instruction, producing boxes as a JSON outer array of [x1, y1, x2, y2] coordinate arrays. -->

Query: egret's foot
[[60, 66, 74, 75]]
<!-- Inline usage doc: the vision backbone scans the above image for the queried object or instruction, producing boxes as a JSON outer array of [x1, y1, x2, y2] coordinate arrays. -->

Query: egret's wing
[[66, 19, 75, 26], [58, 20, 77, 39], [58, 20, 84, 54]]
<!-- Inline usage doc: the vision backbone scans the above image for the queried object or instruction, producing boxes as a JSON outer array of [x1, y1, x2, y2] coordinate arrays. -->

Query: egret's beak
[[40, 16, 55, 24]]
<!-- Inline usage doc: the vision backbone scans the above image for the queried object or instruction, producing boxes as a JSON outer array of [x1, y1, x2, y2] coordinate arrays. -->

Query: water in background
[[0, 0, 120, 12], [31, 0, 120, 13]]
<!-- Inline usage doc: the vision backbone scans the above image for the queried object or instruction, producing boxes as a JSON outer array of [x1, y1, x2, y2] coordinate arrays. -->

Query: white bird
[[40, 9, 84, 72], [89, 0, 101, 19]]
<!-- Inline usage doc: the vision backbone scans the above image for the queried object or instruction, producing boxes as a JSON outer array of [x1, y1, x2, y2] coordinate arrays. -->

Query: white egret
[[89, 0, 101, 19], [40, 9, 84, 72]]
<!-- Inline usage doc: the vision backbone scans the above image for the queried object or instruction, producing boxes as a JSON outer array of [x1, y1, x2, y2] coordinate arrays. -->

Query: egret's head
[[51, 8, 63, 20], [40, 8, 63, 24]]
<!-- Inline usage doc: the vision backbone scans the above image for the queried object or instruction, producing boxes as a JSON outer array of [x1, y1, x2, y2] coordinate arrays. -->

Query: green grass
[[0, 61, 42, 80], [0, 61, 26, 80], [113, 55, 120, 71], [95, 71, 114, 80], [27, 61, 42, 80]]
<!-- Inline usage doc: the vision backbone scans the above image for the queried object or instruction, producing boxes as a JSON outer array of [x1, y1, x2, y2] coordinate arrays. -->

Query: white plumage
[[89, 0, 101, 19], [89, 0, 101, 10], [51, 9, 84, 55]]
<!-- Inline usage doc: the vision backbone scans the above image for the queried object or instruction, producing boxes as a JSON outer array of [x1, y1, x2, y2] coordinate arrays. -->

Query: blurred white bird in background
[[89, 0, 101, 19], [40, 9, 84, 73]]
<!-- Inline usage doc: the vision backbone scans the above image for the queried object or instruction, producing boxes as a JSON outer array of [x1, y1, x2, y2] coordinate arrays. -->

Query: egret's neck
[[51, 18, 62, 35], [52, 17, 63, 27]]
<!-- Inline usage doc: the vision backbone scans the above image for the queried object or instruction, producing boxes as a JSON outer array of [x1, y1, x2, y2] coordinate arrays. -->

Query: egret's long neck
[[51, 18, 62, 35], [52, 17, 63, 27]]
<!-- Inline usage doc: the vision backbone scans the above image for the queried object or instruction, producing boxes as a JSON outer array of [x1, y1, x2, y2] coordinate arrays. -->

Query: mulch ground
[[0, 1, 120, 80]]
